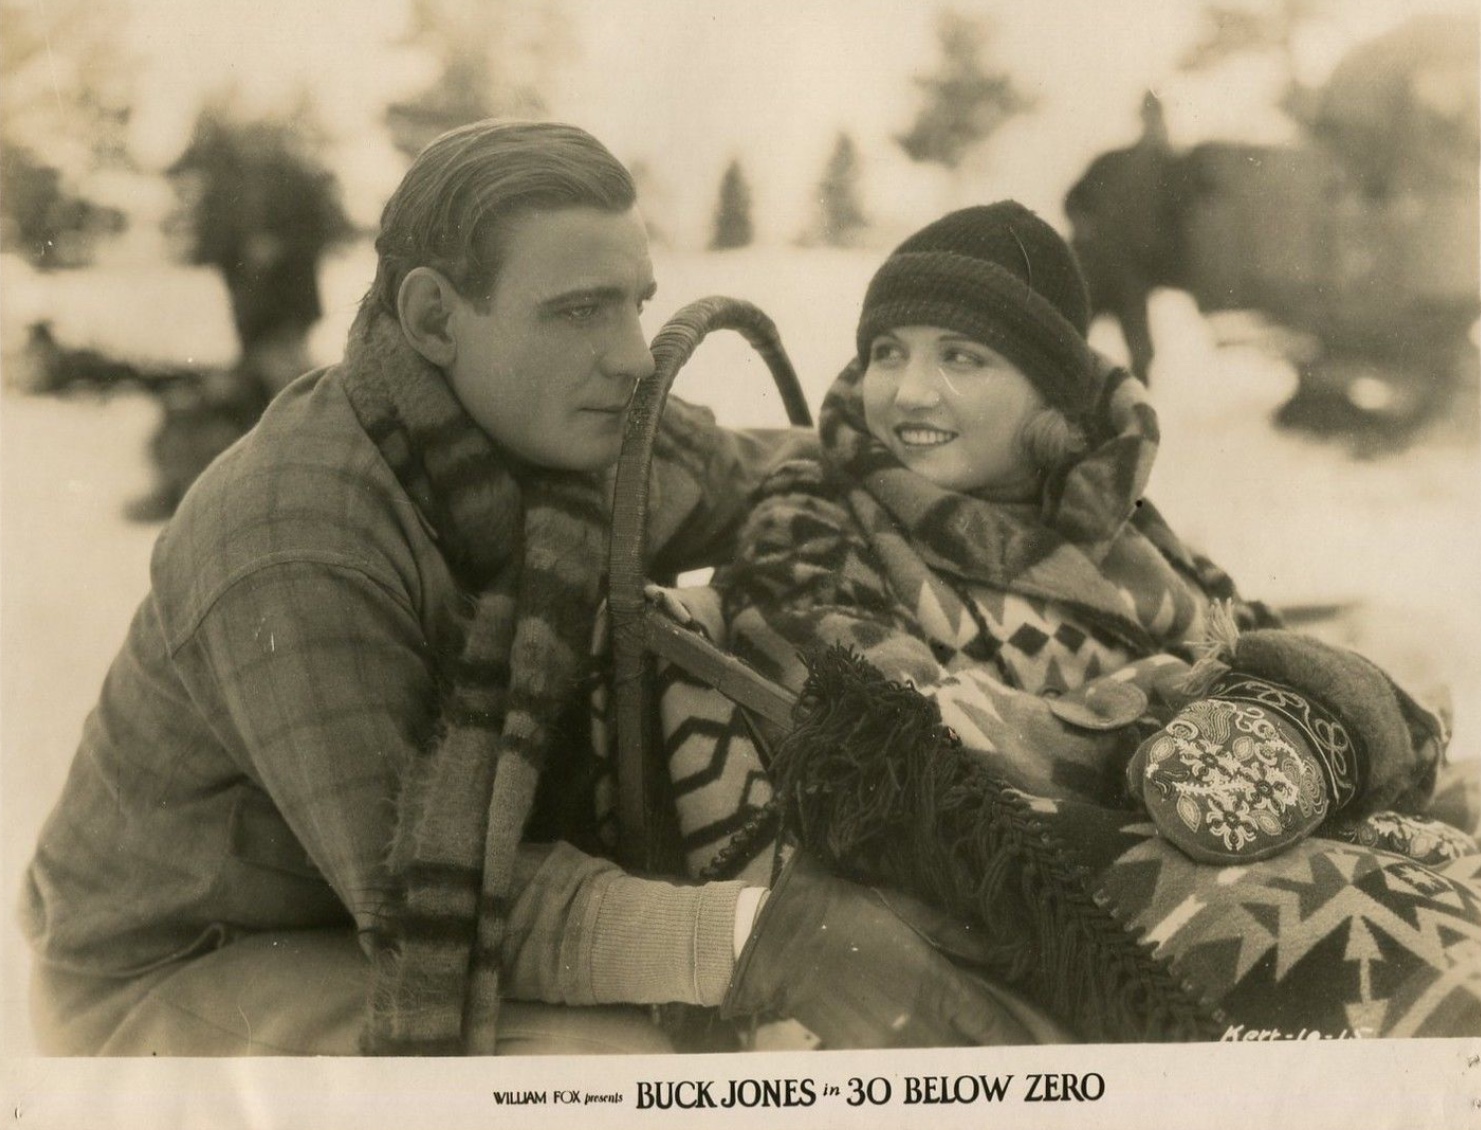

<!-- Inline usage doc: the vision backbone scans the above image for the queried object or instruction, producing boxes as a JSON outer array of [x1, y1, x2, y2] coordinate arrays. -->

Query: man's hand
[[722, 850, 1035, 1048]]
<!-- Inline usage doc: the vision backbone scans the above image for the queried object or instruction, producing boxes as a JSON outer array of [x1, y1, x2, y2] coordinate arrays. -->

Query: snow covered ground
[[2, 247, 1478, 1055]]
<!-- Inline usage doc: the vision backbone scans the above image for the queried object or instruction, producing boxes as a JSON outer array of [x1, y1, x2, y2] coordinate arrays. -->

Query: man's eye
[[556, 301, 605, 323]]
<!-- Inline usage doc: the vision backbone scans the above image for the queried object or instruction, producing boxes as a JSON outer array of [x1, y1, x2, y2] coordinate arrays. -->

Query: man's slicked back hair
[[364, 119, 637, 318]]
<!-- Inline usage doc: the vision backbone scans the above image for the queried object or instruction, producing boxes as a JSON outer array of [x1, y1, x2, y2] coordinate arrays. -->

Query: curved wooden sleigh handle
[[608, 296, 812, 872]]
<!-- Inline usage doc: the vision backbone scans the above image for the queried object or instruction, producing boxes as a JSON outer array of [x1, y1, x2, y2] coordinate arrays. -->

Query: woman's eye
[[870, 340, 905, 364], [941, 347, 988, 368]]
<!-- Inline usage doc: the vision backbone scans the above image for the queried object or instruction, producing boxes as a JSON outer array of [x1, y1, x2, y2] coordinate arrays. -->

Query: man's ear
[[396, 267, 461, 368]]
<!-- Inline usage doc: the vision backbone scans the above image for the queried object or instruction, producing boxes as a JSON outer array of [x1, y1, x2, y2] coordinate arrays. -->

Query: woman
[[705, 202, 1469, 1040], [718, 200, 1275, 805]]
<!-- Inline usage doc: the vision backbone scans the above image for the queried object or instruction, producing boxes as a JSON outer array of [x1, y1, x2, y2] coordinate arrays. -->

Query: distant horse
[[1065, 111, 1477, 443], [1065, 107, 1348, 385], [21, 321, 274, 522], [168, 116, 354, 396], [1063, 17, 1478, 441], [1063, 93, 1188, 386]]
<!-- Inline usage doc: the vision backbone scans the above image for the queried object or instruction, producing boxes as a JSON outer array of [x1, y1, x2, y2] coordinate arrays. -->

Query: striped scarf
[[817, 358, 1212, 659], [340, 307, 608, 1055]]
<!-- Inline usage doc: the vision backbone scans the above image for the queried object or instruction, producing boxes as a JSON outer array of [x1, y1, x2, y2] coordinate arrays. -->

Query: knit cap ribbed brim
[[856, 201, 1098, 421]]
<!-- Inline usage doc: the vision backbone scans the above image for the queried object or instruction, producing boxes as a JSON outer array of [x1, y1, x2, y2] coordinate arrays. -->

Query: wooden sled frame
[[608, 296, 811, 873]]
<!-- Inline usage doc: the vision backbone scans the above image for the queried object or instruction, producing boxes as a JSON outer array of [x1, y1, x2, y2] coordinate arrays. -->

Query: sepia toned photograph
[[1, 0, 1478, 1124]]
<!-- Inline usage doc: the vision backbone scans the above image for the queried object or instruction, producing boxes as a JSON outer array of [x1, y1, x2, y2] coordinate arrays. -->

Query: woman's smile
[[894, 423, 958, 448]]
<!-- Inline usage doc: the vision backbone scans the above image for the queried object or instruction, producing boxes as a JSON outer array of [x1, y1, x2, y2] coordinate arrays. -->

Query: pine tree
[[167, 98, 354, 370], [895, 9, 1034, 172], [709, 159, 755, 250], [0, 0, 134, 267], [129, 99, 358, 521], [1177, 0, 1326, 77], [384, 0, 573, 158], [804, 132, 869, 247]]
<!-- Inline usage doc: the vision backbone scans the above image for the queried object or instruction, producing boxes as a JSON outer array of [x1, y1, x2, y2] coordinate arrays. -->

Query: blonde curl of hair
[[1017, 407, 1088, 476]]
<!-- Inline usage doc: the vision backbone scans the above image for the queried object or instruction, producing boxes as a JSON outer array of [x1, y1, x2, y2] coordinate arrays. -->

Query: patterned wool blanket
[[772, 647, 1481, 1041], [715, 361, 1276, 813], [631, 359, 1481, 1039], [609, 622, 1481, 1040]]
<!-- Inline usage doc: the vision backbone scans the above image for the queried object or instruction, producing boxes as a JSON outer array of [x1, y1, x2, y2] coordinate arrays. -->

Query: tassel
[[1179, 599, 1242, 697]]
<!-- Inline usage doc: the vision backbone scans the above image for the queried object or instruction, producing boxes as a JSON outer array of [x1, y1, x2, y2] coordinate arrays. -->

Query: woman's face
[[861, 325, 1045, 496]]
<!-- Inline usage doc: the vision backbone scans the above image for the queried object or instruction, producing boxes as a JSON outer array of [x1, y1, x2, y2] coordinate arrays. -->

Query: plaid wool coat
[[22, 364, 812, 1009]]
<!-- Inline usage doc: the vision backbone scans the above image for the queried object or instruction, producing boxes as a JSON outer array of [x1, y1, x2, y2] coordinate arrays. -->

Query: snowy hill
[[2, 246, 1477, 1055]]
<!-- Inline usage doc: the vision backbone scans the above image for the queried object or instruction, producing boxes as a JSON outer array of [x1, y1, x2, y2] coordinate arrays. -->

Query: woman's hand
[[643, 582, 696, 625]]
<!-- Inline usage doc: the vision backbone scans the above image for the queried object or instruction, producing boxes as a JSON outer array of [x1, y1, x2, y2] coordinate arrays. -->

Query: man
[[21, 120, 1031, 1055]]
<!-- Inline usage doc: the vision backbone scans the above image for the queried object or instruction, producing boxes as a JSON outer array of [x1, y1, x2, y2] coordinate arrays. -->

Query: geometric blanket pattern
[[656, 664, 776, 884], [1097, 819, 1481, 1038], [629, 653, 1481, 1038], [767, 648, 1481, 1042], [592, 606, 1481, 1041]]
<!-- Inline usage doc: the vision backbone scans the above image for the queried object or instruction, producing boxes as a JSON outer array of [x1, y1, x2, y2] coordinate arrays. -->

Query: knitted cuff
[[587, 875, 747, 1007]]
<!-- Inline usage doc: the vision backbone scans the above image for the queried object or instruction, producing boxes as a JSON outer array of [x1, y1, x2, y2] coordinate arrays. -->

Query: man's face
[[445, 205, 656, 472]]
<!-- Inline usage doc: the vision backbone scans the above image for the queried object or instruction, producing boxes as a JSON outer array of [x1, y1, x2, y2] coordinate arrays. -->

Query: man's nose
[[894, 359, 942, 409], [602, 310, 656, 384]]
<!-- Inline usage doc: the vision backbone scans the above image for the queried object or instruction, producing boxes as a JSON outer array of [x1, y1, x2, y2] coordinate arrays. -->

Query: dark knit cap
[[856, 201, 1098, 421]]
